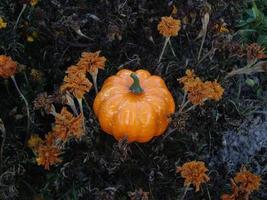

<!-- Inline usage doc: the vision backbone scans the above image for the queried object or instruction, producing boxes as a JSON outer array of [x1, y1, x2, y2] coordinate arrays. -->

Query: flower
[[30, 0, 38, 6], [77, 51, 106, 74], [33, 92, 54, 114], [247, 43, 267, 61], [45, 131, 56, 146], [60, 72, 92, 99], [204, 80, 224, 101], [179, 70, 224, 105], [66, 65, 86, 75], [28, 134, 43, 151], [0, 17, 7, 29], [0, 55, 17, 78], [221, 179, 238, 200], [69, 113, 84, 139], [36, 144, 62, 170], [157, 16, 181, 37], [234, 167, 261, 194], [176, 161, 210, 192], [30, 69, 43, 81]]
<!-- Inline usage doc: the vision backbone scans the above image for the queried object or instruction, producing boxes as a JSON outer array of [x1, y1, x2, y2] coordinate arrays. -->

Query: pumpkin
[[93, 69, 175, 143]]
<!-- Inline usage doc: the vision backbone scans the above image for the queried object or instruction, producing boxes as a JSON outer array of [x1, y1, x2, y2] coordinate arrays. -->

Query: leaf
[[245, 78, 256, 87]]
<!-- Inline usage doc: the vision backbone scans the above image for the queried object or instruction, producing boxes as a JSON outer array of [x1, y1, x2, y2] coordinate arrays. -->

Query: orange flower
[[28, 134, 43, 151], [45, 131, 56, 146], [247, 43, 267, 61], [69, 113, 84, 139], [60, 72, 92, 99], [66, 64, 86, 75], [234, 167, 261, 194], [36, 144, 62, 170], [221, 179, 239, 200], [178, 69, 197, 91], [0, 55, 17, 78], [77, 51, 106, 74], [204, 80, 224, 101], [176, 161, 209, 192], [187, 81, 209, 105], [157, 16, 181, 37]]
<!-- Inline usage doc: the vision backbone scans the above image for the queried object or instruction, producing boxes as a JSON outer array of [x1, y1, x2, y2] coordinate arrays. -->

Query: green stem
[[129, 73, 143, 94], [14, 4, 27, 30], [158, 37, 170, 63], [11, 76, 30, 146]]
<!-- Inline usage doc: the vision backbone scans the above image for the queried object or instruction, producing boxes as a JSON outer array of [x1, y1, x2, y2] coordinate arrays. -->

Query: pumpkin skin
[[93, 69, 175, 143]]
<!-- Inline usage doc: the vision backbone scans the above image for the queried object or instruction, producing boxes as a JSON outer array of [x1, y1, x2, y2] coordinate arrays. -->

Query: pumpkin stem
[[129, 73, 143, 94]]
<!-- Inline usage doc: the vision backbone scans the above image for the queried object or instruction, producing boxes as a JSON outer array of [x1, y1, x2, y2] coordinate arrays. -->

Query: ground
[[0, 0, 266, 200]]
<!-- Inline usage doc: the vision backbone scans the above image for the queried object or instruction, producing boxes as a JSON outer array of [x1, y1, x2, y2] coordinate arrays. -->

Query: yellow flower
[[176, 161, 210, 192], [0, 55, 17, 78], [0, 17, 7, 29], [234, 167, 261, 194], [30, 0, 39, 7], [27, 36, 34, 42], [36, 144, 62, 170], [60, 71, 92, 99], [28, 134, 43, 151], [77, 51, 106, 74], [157, 16, 181, 37]]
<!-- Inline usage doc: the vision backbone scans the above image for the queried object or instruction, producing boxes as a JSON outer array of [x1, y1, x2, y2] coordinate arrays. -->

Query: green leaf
[[245, 78, 256, 87]]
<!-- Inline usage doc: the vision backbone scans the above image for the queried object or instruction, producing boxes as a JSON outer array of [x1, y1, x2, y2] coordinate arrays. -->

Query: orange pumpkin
[[93, 69, 175, 143]]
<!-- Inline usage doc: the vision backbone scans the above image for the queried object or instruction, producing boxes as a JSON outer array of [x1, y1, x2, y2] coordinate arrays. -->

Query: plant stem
[[14, 4, 27, 30], [158, 37, 170, 63], [181, 185, 190, 200], [11, 76, 30, 145], [78, 98, 86, 133], [90, 72, 98, 94], [129, 73, 143, 94], [0, 119, 6, 174]]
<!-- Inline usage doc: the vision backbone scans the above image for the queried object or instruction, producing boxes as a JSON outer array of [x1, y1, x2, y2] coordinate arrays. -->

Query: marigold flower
[[33, 92, 54, 114], [77, 51, 106, 74], [30, 0, 38, 6], [157, 16, 181, 37], [30, 69, 43, 81], [36, 144, 62, 170], [204, 80, 224, 101], [66, 65, 86, 75], [221, 179, 238, 200], [69, 113, 84, 139], [0, 55, 17, 78], [60, 72, 92, 99], [45, 131, 56, 146], [234, 167, 261, 194], [28, 134, 43, 151], [0, 17, 7, 29], [247, 43, 267, 61], [176, 161, 210, 192], [187, 81, 209, 105]]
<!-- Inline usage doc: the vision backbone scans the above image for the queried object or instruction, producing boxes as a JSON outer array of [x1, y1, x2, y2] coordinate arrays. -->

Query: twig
[[181, 185, 190, 200], [0, 119, 6, 173], [158, 37, 170, 63], [14, 4, 27, 30], [11, 76, 30, 146]]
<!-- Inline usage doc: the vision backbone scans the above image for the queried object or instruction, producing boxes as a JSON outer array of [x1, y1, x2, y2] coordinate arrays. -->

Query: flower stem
[[0, 119, 6, 173], [158, 37, 170, 63], [129, 73, 143, 94], [90, 72, 98, 94], [14, 4, 27, 30], [11, 76, 30, 145], [181, 185, 190, 200], [78, 98, 86, 133]]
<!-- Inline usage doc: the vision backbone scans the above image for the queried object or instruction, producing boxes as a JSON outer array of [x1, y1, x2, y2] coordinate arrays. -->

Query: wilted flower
[[36, 144, 62, 170], [221, 179, 239, 200], [0, 17, 7, 29], [69, 113, 84, 139], [28, 134, 43, 151], [204, 80, 224, 101], [30, 68, 43, 81], [234, 167, 261, 194], [66, 64, 86, 75], [157, 16, 181, 37], [77, 51, 106, 74], [0, 55, 17, 78], [45, 131, 56, 146], [60, 71, 92, 99], [176, 161, 210, 192], [33, 92, 54, 114], [247, 43, 267, 61], [187, 81, 209, 105]]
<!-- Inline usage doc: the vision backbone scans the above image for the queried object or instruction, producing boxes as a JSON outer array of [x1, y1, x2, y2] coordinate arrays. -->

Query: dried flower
[[60, 71, 92, 99], [221, 179, 239, 200], [30, 68, 43, 81], [179, 70, 224, 105], [0, 55, 17, 78], [0, 17, 7, 29], [33, 92, 54, 114], [28, 134, 43, 151], [77, 51, 106, 74], [215, 23, 229, 33], [247, 43, 267, 61], [66, 64, 86, 75], [69, 113, 84, 139], [36, 144, 62, 170], [30, 0, 38, 7], [234, 167, 261, 194], [176, 161, 210, 192], [157, 16, 181, 37], [45, 131, 56, 146]]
